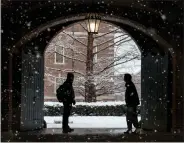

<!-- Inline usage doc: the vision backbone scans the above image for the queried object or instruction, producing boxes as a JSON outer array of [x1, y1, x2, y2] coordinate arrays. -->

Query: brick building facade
[[44, 22, 141, 102]]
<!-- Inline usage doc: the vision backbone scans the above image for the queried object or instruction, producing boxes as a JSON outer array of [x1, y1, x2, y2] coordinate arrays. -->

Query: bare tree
[[44, 21, 141, 102]]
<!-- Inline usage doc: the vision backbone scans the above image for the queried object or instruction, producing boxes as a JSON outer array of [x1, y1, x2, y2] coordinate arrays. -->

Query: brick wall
[[44, 22, 137, 102]]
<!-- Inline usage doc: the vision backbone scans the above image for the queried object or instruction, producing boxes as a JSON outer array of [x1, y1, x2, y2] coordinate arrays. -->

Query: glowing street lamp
[[85, 13, 101, 34]]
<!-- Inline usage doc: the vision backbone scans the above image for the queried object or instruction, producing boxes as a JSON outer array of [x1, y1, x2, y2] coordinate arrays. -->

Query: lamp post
[[85, 13, 101, 34], [85, 13, 101, 102]]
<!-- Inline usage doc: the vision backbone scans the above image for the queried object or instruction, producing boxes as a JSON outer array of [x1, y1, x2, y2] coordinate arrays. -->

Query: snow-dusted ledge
[[44, 101, 128, 107]]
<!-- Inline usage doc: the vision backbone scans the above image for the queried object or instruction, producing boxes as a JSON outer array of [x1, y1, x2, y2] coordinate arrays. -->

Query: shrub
[[44, 104, 141, 116]]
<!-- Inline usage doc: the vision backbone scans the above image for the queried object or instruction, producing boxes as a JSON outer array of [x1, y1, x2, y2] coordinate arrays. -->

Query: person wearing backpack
[[56, 72, 76, 133]]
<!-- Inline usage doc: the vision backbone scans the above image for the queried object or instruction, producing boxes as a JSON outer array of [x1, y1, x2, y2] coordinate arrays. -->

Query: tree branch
[[95, 83, 125, 97], [47, 50, 86, 64], [45, 66, 85, 77], [93, 49, 135, 67], [95, 55, 139, 75], [79, 23, 88, 32], [94, 28, 121, 39], [93, 37, 132, 55], [55, 44, 87, 57], [62, 31, 87, 47], [74, 87, 85, 97], [94, 34, 128, 48]]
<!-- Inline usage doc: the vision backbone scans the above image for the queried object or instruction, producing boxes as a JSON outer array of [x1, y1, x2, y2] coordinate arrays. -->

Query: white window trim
[[54, 46, 65, 64], [54, 77, 57, 94]]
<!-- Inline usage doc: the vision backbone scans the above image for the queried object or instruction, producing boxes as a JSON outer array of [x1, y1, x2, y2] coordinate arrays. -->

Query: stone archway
[[2, 1, 183, 133], [10, 17, 174, 132]]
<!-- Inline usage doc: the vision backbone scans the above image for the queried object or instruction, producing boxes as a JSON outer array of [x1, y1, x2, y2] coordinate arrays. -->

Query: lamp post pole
[[85, 13, 101, 102]]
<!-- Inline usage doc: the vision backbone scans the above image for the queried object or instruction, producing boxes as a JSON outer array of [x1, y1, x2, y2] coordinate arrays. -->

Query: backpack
[[56, 84, 66, 102]]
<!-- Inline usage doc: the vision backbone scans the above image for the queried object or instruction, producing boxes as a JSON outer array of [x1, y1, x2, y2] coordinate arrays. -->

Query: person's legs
[[62, 104, 70, 131], [132, 106, 139, 128], [67, 105, 72, 129], [125, 107, 133, 133], [63, 103, 74, 133], [132, 106, 141, 134]]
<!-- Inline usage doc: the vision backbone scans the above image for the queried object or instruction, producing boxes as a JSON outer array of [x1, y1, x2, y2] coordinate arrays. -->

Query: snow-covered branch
[[95, 55, 139, 75], [93, 37, 131, 55], [94, 28, 120, 39], [47, 50, 86, 64], [55, 43, 87, 57], [94, 34, 128, 48], [62, 31, 87, 47]]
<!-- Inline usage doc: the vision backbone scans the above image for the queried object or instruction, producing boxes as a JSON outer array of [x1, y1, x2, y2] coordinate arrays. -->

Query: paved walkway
[[2, 128, 184, 142]]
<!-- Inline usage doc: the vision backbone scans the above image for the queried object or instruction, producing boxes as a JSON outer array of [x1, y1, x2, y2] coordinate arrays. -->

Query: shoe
[[124, 130, 132, 134], [62, 128, 74, 133], [62, 129, 69, 134], [68, 128, 74, 132]]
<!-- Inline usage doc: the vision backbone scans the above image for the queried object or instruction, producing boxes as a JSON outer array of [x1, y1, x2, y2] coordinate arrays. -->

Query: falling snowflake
[[35, 71, 39, 74], [26, 21, 31, 27], [47, 28, 51, 31], [161, 14, 166, 20], [36, 53, 41, 58], [35, 46, 38, 50]]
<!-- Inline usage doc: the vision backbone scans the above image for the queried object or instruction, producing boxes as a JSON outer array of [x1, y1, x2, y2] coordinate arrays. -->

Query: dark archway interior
[[2, 1, 182, 49], [1, 0, 183, 133]]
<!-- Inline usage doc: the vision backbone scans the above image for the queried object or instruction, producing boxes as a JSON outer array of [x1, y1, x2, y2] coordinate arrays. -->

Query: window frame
[[54, 46, 65, 64]]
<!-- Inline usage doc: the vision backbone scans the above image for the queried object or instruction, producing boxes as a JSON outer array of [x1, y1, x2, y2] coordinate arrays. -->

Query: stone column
[[1, 48, 12, 131], [11, 53, 22, 131], [172, 50, 183, 133], [141, 53, 170, 131], [182, 49, 184, 134]]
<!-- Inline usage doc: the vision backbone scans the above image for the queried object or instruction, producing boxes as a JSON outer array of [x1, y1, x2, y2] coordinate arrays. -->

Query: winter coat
[[62, 81, 75, 104], [125, 81, 140, 107]]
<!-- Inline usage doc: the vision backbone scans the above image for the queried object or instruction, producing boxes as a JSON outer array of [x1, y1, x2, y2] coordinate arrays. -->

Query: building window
[[93, 46, 98, 63], [54, 77, 64, 93], [55, 46, 64, 64]]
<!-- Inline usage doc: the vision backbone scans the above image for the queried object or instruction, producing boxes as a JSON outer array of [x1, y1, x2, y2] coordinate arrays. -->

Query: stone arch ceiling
[[22, 19, 166, 57], [2, 0, 183, 53]]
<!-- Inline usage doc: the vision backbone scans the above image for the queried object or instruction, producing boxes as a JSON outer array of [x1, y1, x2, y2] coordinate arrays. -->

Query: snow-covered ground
[[45, 116, 141, 128]]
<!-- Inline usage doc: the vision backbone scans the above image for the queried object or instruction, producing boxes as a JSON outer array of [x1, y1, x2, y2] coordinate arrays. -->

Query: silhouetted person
[[124, 73, 140, 134], [58, 72, 76, 133]]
